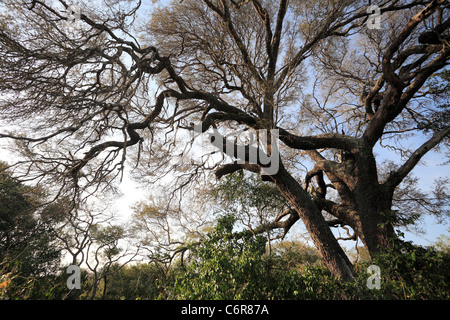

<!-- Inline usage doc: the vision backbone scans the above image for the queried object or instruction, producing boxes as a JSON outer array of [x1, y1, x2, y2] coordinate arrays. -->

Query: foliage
[[169, 215, 271, 299], [211, 171, 287, 213], [163, 219, 450, 300], [352, 239, 450, 299], [418, 70, 450, 134], [2, 205, 449, 300], [0, 162, 62, 299], [98, 217, 450, 300], [102, 263, 164, 300], [210, 171, 291, 240], [23, 266, 90, 300], [1, 161, 449, 300]]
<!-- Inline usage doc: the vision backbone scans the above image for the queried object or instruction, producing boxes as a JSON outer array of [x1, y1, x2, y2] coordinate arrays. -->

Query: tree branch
[[364, 45, 450, 145], [278, 127, 358, 151], [382, 0, 443, 89], [383, 125, 450, 193], [203, 0, 265, 85], [215, 162, 261, 179]]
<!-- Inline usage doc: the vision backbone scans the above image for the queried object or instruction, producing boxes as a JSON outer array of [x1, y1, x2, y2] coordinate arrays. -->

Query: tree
[[0, 0, 448, 281], [0, 161, 61, 298], [129, 191, 215, 269], [101, 262, 164, 300], [58, 207, 139, 300], [210, 171, 304, 253]]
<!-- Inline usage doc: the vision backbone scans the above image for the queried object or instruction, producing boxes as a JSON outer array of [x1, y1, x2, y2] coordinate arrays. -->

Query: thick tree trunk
[[351, 146, 396, 256], [355, 207, 395, 254], [355, 198, 395, 256], [271, 165, 356, 281]]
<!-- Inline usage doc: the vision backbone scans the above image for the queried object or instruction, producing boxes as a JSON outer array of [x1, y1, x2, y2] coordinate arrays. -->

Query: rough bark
[[270, 164, 356, 281]]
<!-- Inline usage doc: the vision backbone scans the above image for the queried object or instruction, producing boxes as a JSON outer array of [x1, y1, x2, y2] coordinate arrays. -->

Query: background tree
[[129, 190, 215, 269], [0, 0, 448, 281], [84, 223, 138, 299], [210, 171, 294, 248], [101, 262, 164, 300], [0, 161, 62, 298]]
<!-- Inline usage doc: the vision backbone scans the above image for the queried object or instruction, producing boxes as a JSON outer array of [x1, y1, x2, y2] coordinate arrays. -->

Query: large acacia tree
[[0, 0, 449, 280]]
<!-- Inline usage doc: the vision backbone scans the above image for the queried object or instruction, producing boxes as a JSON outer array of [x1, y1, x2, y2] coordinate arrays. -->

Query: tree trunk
[[350, 146, 396, 256], [102, 275, 108, 299], [354, 195, 395, 256], [271, 165, 356, 281]]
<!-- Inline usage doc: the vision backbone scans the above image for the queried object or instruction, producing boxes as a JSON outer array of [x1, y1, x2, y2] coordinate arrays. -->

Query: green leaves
[[168, 217, 450, 300], [168, 215, 340, 300], [0, 162, 61, 299], [212, 171, 287, 213], [354, 239, 450, 299], [172, 215, 267, 299]]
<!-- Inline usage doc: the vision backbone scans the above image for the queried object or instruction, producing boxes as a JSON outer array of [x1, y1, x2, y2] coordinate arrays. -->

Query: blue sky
[[372, 134, 449, 247]]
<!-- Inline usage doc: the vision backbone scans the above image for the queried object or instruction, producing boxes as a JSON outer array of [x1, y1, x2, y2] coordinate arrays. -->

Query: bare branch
[[384, 125, 450, 192]]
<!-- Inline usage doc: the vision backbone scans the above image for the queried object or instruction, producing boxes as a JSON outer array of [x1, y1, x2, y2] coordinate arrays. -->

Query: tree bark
[[271, 164, 356, 281], [333, 144, 395, 256]]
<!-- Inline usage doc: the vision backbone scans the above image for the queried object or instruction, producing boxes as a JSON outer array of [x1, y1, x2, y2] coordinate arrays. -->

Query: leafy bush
[[101, 263, 163, 300], [168, 215, 269, 299], [163, 217, 450, 300], [352, 239, 450, 299], [165, 215, 345, 300]]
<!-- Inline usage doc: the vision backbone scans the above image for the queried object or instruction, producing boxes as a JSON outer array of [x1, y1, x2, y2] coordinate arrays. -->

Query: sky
[[372, 134, 449, 246]]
